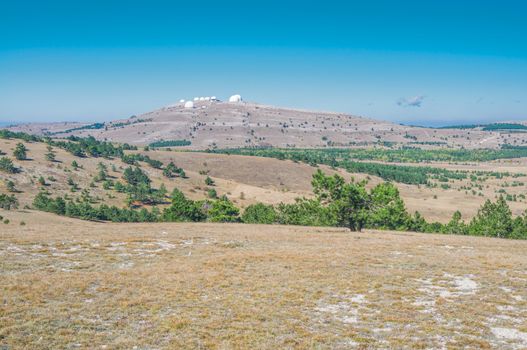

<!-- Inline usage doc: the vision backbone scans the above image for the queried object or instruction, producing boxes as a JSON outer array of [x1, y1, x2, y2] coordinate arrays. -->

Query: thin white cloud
[[397, 95, 426, 108]]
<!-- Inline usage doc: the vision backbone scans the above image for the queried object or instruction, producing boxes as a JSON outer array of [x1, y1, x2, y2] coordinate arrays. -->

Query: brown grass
[[1, 210, 526, 349]]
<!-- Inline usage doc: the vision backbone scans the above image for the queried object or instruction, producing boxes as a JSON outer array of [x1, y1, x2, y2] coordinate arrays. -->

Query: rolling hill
[[6, 100, 527, 149]]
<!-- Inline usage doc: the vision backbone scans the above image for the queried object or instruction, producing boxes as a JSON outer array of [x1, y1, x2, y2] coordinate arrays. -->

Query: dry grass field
[[132, 149, 527, 222], [1, 210, 526, 349]]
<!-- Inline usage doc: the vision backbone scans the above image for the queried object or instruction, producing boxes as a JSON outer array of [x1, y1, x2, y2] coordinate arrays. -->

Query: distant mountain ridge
[[4, 100, 527, 150]]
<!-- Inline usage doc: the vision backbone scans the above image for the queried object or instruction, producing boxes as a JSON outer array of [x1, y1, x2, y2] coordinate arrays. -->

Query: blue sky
[[1, 0, 526, 125]]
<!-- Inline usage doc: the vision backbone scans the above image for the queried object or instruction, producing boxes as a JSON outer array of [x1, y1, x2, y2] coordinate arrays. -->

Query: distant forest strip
[[210, 146, 527, 163], [46, 122, 105, 135], [149, 139, 191, 148], [438, 122, 527, 131]]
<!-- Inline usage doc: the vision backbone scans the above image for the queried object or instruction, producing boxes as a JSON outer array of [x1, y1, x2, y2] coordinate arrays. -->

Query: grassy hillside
[[6, 101, 527, 149], [3, 134, 527, 225], [1, 210, 526, 348]]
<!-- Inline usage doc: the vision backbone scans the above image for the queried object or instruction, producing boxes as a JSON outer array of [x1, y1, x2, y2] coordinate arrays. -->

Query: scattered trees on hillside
[[0, 157, 16, 173], [45, 145, 56, 162], [163, 162, 186, 178], [95, 162, 108, 182], [121, 153, 163, 169], [3, 128, 518, 239], [120, 166, 168, 205], [0, 194, 18, 210], [6, 180, 16, 192], [13, 143, 27, 160]]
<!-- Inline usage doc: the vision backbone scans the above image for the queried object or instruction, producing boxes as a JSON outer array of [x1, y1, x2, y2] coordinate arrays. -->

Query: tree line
[[210, 146, 527, 164], [29, 169, 527, 239]]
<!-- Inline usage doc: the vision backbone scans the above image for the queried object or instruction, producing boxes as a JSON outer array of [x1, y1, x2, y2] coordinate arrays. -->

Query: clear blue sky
[[1, 0, 526, 125]]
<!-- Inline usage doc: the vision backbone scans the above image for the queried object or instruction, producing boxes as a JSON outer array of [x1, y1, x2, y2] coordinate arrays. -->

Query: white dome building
[[229, 94, 242, 103], [184, 101, 194, 109], [193, 97, 199, 101], [179, 99, 185, 103]]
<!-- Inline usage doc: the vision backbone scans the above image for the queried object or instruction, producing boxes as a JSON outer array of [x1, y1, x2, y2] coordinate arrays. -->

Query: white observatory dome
[[184, 101, 194, 108], [193, 97, 199, 101], [229, 94, 242, 102], [179, 99, 185, 103]]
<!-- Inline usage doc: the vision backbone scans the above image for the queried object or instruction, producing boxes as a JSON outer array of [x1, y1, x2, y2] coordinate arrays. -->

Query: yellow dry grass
[[1, 210, 526, 349]]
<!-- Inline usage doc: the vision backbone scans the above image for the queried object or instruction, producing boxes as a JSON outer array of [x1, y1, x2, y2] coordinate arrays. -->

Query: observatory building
[[184, 101, 194, 108], [229, 94, 242, 103]]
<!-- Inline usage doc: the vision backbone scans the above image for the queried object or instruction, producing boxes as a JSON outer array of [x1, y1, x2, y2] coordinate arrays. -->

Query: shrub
[[45, 145, 56, 162], [205, 176, 215, 186], [6, 180, 16, 192], [162, 189, 206, 222], [277, 198, 336, 227], [0, 157, 16, 173], [207, 188, 218, 199], [242, 203, 277, 224], [0, 194, 18, 210], [163, 162, 186, 178], [38, 176, 46, 186], [208, 197, 239, 222], [13, 143, 27, 160]]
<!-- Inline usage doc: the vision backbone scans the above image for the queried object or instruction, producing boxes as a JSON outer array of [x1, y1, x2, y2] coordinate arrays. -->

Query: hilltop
[[6, 100, 527, 149]]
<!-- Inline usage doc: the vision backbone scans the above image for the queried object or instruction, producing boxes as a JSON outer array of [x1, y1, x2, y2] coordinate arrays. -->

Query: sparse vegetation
[[0, 193, 19, 210], [163, 162, 185, 178], [205, 176, 215, 186], [0, 157, 17, 173], [45, 145, 56, 162], [13, 142, 28, 160]]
